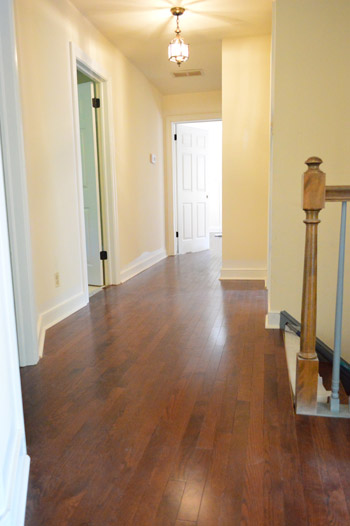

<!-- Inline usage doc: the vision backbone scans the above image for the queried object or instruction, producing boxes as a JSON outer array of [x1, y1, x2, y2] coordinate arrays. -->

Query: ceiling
[[70, 0, 273, 94]]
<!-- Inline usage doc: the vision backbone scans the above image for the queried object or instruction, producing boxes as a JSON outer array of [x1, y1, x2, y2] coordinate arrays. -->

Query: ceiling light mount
[[168, 7, 189, 67], [170, 7, 185, 17]]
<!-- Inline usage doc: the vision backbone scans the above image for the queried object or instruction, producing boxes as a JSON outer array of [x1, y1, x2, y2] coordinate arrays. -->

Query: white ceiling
[[70, 0, 273, 94]]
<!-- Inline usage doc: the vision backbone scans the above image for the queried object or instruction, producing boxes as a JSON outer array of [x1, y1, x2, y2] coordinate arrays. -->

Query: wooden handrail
[[326, 186, 350, 202], [295, 157, 325, 414]]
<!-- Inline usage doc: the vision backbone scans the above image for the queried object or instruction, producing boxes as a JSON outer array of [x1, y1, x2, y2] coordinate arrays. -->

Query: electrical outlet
[[54, 272, 60, 288]]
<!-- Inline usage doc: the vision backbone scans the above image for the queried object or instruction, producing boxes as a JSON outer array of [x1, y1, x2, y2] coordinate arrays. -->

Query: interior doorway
[[77, 69, 105, 295], [174, 120, 222, 256]]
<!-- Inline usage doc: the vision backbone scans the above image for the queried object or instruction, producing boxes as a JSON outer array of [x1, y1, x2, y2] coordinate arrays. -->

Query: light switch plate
[[150, 154, 156, 164]]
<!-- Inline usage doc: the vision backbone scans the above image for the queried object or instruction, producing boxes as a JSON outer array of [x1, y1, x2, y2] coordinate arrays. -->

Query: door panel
[[182, 154, 192, 190], [197, 155, 206, 191], [183, 203, 193, 239], [176, 124, 209, 254], [78, 82, 104, 286], [197, 202, 206, 237]]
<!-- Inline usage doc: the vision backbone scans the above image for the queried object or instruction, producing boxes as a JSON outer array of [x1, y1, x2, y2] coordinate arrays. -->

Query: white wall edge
[[11, 451, 30, 526], [265, 311, 281, 329], [37, 291, 88, 357], [0, 0, 39, 366], [220, 267, 267, 281], [120, 248, 167, 283], [0, 430, 29, 525]]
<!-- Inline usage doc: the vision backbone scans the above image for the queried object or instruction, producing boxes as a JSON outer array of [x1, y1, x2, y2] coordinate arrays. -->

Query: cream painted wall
[[14, 0, 165, 353], [162, 90, 222, 254], [162, 90, 222, 117], [269, 0, 350, 360], [221, 35, 271, 280]]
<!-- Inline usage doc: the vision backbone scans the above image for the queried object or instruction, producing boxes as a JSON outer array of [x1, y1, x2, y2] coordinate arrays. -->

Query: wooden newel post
[[295, 157, 326, 415]]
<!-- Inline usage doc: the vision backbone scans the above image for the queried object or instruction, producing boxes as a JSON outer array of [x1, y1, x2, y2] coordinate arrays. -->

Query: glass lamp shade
[[168, 36, 189, 65]]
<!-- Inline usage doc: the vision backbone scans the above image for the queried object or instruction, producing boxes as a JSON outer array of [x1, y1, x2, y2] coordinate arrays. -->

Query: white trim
[[165, 112, 222, 255], [0, 0, 38, 366], [0, 437, 29, 526], [220, 267, 267, 281], [0, 430, 21, 518], [0, 43, 29, 524], [120, 249, 167, 283], [0, 430, 28, 522], [37, 292, 87, 357], [265, 311, 281, 329], [69, 42, 121, 294], [11, 452, 30, 526]]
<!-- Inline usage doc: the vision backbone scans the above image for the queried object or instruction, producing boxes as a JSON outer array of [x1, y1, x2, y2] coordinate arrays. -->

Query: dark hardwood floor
[[21, 242, 350, 525]]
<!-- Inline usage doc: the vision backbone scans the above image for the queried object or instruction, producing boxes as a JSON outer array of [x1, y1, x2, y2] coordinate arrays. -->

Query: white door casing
[[0, 0, 38, 365], [176, 124, 210, 254], [0, 139, 30, 526], [78, 82, 104, 286]]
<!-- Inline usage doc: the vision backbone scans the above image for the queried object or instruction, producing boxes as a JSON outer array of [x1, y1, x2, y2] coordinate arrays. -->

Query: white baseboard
[[220, 267, 267, 281], [37, 291, 88, 357], [265, 311, 281, 329], [120, 248, 167, 283]]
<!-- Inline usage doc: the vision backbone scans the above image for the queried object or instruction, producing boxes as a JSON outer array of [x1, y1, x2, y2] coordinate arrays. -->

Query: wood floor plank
[[20, 242, 350, 526], [263, 354, 285, 526], [221, 400, 250, 525], [176, 448, 211, 522], [154, 479, 186, 526]]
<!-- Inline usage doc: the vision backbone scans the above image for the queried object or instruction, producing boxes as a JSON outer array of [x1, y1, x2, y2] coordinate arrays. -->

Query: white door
[[176, 124, 210, 254], [0, 141, 30, 526], [78, 82, 104, 286]]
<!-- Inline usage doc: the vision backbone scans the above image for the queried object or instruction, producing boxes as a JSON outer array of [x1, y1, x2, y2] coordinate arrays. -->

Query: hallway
[[21, 249, 350, 525]]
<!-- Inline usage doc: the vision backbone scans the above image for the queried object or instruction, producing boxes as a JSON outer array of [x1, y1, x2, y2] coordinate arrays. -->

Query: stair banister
[[295, 157, 325, 415], [296, 158, 350, 417], [330, 201, 347, 411]]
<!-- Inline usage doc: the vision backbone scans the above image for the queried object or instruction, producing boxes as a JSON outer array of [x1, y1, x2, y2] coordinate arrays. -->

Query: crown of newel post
[[302, 157, 326, 212]]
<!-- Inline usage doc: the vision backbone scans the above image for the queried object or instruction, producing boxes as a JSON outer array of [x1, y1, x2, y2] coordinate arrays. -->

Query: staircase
[[293, 157, 350, 417]]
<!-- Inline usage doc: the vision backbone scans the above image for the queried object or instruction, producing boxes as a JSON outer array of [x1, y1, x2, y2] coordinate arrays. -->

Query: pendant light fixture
[[168, 7, 189, 67]]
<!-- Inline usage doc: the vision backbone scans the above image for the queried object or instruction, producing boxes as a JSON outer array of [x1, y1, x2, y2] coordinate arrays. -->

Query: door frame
[[70, 43, 120, 298], [0, 0, 38, 366], [165, 113, 221, 255]]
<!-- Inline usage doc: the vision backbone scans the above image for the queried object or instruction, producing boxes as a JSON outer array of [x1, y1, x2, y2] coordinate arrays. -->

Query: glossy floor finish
[[21, 244, 350, 525]]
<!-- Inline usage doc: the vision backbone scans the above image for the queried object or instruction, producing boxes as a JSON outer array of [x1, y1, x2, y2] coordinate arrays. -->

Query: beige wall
[[162, 90, 222, 118], [15, 0, 165, 351], [162, 90, 222, 254], [269, 0, 350, 360], [221, 36, 271, 280]]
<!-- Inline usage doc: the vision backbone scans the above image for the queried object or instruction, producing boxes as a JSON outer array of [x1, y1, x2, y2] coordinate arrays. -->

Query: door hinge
[[176, 231, 179, 238], [174, 133, 177, 141], [100, 250, 108, 260], [92, 97, 101, 108]]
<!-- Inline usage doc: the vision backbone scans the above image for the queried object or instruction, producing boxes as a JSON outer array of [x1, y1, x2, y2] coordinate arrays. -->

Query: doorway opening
[[77, 68, 105, 297], [173, 120, 222, 258]]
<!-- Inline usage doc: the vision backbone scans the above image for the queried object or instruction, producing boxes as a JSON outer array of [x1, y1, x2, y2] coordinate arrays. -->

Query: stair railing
[[296, 157, 350, 417]]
